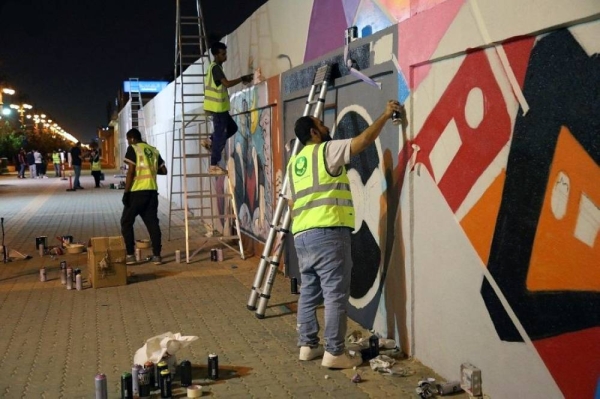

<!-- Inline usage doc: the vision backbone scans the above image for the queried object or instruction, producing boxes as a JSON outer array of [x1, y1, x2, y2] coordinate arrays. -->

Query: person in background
[[17, 148, 27, 179], [89, 144, 102, 188], [201, 41, 253, 175], [26, 150, 36, 178], [121, 128, 167, 265], [52, 150, 61, 177], [286, 100, 405, 369], [70, 141, 83, 189], [33, 149, 43, 178]]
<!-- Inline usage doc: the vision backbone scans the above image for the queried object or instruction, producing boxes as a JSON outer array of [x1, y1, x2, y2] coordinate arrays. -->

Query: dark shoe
[[151, 256, 162, 265]]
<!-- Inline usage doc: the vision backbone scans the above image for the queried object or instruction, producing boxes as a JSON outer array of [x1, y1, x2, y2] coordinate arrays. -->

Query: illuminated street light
[[9, 103, 33, 128]]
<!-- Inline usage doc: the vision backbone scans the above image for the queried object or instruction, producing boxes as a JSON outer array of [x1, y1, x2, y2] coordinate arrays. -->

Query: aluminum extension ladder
[[168, 0, 245, 263], [128, 77, 146, 139], [247, 64, 332, 318]]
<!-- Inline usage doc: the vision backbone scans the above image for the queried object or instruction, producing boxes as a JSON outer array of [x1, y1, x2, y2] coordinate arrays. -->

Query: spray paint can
[[40, 267, 47, 282], [369, 335, 379, 359], [131, 364, 141, 396], [436, 381, 463, 395], [180, 360, 192, 387], [216, 248, 223, 262], [137, 367, 151, 399], [121, 372, 133, 399], [135, 248, 142, 262], [157, 360, 168, 390], [143, 361, 155, 389], [153, 361, 162, 389], [75, 274, 82, 291], [73, 268, 80, 283], [160, 369, 172, 398], [208, 353, 219, 380], [392, 109, 403, 125], [60, 261, 67, 284], [66, 267, 73, 290], [210, 249, 217, 262], [290, 277, 299, 294], [345, 26, 358, 45], [175, 250, 181, 263], [95, 373, 108, 399], [38, 243, 44, 257]]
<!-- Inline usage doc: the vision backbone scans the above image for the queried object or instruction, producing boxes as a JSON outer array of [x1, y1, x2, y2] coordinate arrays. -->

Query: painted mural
[[296, 1, 600, 398], [228, 83, 275, 242]]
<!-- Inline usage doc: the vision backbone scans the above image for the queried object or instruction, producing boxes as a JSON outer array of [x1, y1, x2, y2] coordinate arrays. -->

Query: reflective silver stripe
[[311, 144, 320, 186], [288, 162, 297, 201], [291, 198, 354, 217], [294, 182, 351, 198], [205, 94, 227, 103]]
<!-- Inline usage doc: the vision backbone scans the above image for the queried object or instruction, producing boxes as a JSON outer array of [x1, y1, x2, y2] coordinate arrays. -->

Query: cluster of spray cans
[[40, 260, 82, 290], [210, 248, 223, 262], [95, 355, 218, 399]]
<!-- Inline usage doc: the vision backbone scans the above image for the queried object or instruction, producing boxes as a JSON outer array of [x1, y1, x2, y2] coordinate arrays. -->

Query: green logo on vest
[[144, 147, 154, 160], [294, 156, 307, 176]]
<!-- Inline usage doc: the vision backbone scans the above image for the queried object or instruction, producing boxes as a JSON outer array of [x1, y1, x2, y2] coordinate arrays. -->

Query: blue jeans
[[210, 112, 238, 165], [295, 227, 353, 355], [73, 165, 81, 187]]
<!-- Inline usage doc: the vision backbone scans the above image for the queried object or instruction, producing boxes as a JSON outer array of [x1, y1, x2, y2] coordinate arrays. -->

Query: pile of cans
[[40, 260, 82, 290], [94, 354, 219, 399]]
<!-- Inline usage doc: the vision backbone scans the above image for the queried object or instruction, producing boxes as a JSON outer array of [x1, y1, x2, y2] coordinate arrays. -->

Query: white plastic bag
[[133, 332, 198, 372]]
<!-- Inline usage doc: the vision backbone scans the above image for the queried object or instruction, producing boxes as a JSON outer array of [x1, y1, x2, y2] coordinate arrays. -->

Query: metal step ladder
[[168, 0, 245, 263], [128, 77, 146, 140], [247, 64, 333, 318]]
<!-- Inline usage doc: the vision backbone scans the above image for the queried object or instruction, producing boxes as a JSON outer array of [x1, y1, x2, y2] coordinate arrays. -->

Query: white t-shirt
[[284, 138, 352, 199]]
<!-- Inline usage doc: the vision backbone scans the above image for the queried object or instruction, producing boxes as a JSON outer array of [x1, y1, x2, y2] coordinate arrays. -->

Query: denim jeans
[[73, 165, 81, 187], [210, 111, 238, 165], [294, 227, 353, 355]]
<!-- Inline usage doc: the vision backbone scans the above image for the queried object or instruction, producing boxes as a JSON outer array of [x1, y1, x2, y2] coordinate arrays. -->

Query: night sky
[[0, 0, 176, 142]]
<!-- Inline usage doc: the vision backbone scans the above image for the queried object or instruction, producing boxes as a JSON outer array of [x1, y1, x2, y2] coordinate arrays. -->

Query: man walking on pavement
[[286, 100, 406, 369], [202, 41, 253, 175], [121, 128, 167, 265]]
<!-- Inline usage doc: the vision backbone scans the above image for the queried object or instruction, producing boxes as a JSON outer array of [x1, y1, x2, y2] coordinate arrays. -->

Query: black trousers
[[91, 171, 102, 187], [121, 191, 161, 256]]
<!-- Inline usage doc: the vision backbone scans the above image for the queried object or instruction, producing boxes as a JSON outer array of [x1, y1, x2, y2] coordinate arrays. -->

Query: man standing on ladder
[[202, 41, 253, 175], [286, 100, 405, 369], [121, 128, 168, 265]]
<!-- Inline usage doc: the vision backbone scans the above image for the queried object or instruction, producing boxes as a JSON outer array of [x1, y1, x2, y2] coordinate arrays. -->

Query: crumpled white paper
[[133, 332, 198, 371]]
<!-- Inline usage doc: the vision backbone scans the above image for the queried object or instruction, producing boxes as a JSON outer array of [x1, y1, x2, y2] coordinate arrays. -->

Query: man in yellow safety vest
[[201, 41, 253, 175], [286, 100, 405, 369], [121, 128, 168, 265]]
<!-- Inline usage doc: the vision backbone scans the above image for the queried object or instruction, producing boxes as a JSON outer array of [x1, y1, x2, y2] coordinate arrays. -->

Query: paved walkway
[[0, 171, 467, 398]]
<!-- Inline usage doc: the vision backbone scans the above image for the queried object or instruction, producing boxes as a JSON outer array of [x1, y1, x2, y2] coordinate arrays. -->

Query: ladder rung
[[188, 214, 237, 220]]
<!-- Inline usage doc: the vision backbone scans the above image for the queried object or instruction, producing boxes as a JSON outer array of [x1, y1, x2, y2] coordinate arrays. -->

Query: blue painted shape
[[397, 70, 410, 104]]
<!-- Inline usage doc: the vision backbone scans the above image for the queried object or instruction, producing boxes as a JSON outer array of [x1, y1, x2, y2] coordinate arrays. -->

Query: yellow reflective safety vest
[[288, 143, 354, 235], [52, 152, 60, 163], [204, 62, 230, 113], [91, 159, 101, 171], [131, 143, 159, 191]]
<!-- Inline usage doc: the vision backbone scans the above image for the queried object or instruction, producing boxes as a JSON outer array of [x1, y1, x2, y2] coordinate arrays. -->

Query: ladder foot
[[246, 305, 256, 311], [255, 313, 265, 319]]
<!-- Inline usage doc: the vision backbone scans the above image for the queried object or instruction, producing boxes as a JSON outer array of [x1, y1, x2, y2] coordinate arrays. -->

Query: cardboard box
[[88, 236, 127, 288]]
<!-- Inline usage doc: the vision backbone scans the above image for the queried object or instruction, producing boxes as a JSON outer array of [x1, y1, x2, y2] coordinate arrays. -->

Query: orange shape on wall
[[528, 126, 600, 291]]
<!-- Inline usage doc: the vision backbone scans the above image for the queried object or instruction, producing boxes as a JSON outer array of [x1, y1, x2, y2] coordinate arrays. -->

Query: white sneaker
[[299, 345, 324, 361], [321, 350, 362, 369], [201, 139, 212, 151], [208, 165, 228, 175]]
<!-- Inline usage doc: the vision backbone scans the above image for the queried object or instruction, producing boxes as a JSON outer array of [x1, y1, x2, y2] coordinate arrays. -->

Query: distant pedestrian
[[26, 150, 36, 178], [52, 150, 61, 177], [121, 128, 167, 265], [202, 41, 253, 175], [17, 149, 26, 178], [89, 145, 102, 188], [33, 149, 43, 178], [70, 141, 83, 189]]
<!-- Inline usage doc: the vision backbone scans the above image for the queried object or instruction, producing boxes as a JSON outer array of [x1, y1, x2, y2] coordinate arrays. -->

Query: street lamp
[[9, 103, 33, 129]]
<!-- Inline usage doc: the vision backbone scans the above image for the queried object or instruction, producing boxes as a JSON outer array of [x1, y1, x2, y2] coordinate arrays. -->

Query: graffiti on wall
[[229, 86, 274, 242]]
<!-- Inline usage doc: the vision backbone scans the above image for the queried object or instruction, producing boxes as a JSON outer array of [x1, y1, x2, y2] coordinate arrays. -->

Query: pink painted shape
[[305, 0, 348, 62], [342, 0, 361, 27], [398, 0, 466, 90], [378, 0, 411, 23]]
